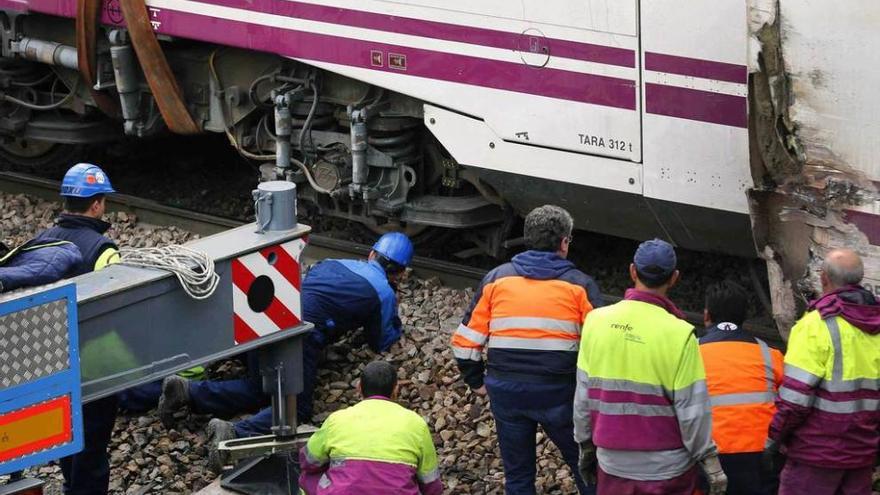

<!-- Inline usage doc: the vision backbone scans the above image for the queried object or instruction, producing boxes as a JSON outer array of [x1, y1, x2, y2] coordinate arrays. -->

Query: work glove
[[699, 454, 728, 495], [578, 440, 598, 485], [762, 439, 782, 473]]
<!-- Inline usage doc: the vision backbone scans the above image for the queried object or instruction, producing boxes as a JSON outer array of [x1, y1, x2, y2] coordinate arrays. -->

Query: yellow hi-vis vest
[[574, 299, 716, 481]]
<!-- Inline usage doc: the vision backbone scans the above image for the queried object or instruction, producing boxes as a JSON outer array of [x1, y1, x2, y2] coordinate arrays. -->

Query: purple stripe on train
[[155, 8, 639, 109], [844, 210, 880, 246], [0, 0, 751, 126], [203, 0, 638, 68], [645, 52, 747, 84], [645, 83, 747, 128]]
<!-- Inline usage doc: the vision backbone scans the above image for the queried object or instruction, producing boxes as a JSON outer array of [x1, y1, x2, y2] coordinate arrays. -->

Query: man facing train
[[452, 204, 604, 495]]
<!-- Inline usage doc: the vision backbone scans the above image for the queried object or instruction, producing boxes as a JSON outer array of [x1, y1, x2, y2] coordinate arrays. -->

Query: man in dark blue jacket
[[452, 205, 603, 495], [31, 163, 120, 495], [157, 232, 414, 469], [0, 238, 83, 292]]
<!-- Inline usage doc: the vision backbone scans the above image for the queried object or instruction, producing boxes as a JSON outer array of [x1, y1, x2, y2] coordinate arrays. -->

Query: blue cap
[[60, 163, 115, 198], [634, 238, 677, 282], [372, 232, 414, 267]]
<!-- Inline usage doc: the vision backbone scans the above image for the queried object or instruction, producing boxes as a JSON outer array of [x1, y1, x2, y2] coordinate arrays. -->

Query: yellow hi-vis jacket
[[574, 296, 717, 481], [770, 301, 880, 468], [299, 398, 443, 494]]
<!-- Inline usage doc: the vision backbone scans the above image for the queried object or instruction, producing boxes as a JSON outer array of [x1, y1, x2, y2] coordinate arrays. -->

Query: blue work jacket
[[302, 259, 402, 352]]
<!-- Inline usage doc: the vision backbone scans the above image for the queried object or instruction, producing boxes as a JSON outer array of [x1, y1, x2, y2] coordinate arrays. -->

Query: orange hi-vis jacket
[[451, 250, 604, 388], [699, 322, 784, 454]]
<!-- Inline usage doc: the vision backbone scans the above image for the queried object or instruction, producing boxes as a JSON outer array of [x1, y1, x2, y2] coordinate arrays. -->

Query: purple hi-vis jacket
[[769, 286, 880, 468], [299, 398, 442, 495]]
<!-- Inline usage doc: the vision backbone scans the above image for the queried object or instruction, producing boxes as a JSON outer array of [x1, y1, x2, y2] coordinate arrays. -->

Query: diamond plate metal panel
[[0, 299, 69, 388]]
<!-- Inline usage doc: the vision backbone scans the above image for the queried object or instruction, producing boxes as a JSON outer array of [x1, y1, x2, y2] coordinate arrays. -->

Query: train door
[[639, 0, 752, 216]]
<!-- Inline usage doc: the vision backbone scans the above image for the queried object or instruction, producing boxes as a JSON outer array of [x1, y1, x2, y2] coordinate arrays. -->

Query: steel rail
[[0, 170, 486, 287], [0, 170, 783, 346]]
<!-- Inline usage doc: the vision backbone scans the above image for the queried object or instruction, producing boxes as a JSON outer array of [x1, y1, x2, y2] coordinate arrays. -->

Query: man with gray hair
[[767, 248, 880, 495], [452, 204, 603, 494]]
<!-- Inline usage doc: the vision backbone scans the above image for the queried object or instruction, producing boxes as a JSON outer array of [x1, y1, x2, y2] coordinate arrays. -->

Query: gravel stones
[[0, 192, 196, 249], [0, 190, 798, 494]]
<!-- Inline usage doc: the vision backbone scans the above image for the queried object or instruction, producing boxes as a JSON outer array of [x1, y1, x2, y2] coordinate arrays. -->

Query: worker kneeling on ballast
[[159, 232, 414, 470], [299, 360, 443, 494]]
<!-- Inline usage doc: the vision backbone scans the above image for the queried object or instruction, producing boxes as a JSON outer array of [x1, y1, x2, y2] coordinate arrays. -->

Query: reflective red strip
[[231, 258, 255, 293], [261, 245, 302, 290], [232, 257, 300, 331], [0, 396, 72, 462], [262, 295, 301, 329], [233, 313, 260, 344]]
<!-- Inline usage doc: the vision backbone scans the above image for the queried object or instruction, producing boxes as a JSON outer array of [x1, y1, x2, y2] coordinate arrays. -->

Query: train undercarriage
[[0, 13, 519, 256]]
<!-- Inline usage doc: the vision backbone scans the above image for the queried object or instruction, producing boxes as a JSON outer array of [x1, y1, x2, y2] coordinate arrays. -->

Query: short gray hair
[[524, 205, 574, 252], [822, 250, 864, 287]]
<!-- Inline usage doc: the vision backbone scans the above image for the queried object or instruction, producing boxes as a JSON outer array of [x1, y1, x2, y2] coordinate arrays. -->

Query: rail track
[[0, 170, 783, 346]]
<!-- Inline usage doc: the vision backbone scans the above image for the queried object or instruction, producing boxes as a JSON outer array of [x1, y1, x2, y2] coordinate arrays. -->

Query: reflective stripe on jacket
[[299, 398, 442, 495], [699, 323, 783, 454], [770, 311, 880, 468], [452, 250, 602, 388], [574, 297, 716, 481]]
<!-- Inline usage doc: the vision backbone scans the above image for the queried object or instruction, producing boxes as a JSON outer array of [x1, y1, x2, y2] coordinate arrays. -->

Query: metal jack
[[216, 176, 309, 494], [216, 337, 309, 495]]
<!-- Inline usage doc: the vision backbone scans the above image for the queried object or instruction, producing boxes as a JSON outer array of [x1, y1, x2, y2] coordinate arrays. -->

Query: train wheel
[[0, 138, 84, 172]]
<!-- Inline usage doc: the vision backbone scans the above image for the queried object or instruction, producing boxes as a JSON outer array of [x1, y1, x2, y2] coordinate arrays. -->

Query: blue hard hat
[[60, 163, 115, 198], [372, 232, 414, 267]]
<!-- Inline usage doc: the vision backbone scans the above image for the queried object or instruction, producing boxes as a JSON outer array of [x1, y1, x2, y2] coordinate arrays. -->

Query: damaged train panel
[[749, 0, 880, 337]]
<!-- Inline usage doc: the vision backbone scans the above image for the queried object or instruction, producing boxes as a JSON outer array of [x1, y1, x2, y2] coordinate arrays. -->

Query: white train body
[[0, 0, 875, 327]]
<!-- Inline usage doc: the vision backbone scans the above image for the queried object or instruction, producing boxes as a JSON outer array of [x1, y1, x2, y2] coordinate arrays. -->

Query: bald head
[[821, 248, 864, 291]]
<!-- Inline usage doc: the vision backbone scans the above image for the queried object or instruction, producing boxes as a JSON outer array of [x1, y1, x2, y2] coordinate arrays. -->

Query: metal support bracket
[[67, 222, 312, 402]]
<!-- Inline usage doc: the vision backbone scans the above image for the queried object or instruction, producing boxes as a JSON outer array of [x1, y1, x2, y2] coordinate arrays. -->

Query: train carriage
[[0, 0, 875, 329]]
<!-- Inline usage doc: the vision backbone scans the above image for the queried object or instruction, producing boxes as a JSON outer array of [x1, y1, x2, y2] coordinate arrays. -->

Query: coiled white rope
[[119, 246, 220, 300]]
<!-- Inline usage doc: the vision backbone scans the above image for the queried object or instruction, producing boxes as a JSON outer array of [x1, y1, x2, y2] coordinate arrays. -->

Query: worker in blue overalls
[[34, 163, 120, 495], [158, 232, 414, 470]]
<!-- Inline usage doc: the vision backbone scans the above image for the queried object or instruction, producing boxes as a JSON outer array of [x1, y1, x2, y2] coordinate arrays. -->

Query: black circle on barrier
[[247, 275, 275, 313]]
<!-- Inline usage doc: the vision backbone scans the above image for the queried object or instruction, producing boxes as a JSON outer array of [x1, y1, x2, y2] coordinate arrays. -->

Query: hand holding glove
[[700, 454, 728, 495], [578, 440, 598, 485]]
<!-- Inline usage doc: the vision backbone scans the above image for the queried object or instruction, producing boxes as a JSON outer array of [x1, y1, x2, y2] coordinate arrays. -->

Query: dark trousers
[[233, 334, 322, 437], [716, 452, 778, 495], [60, 395, 117, 495], [597, 465, 698, 495], [117, 380, 162, 413], [779, 459, 873, 495], [485, 375, 595, 495], [117, 353, 268, 418]]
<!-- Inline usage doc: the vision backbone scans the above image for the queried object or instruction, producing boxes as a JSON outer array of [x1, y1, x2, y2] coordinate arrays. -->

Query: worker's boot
[[206, 418, 236, 473], [157, 375, 190, 428]]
